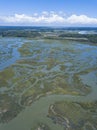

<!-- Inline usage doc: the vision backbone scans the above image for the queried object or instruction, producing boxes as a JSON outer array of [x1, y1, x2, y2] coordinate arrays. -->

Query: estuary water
[[0, 37, 97, 130]]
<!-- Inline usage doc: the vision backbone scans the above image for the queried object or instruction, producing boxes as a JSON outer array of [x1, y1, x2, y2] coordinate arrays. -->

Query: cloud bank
[[0, 11, 97, 26]]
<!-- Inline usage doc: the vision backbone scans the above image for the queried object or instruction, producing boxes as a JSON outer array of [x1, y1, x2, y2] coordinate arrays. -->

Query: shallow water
[[0, 38, 23, 70], [0, 38, 97, 130]]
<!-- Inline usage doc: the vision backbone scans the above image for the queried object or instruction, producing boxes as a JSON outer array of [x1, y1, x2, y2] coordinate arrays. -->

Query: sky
[[0, 0, 97, 26]]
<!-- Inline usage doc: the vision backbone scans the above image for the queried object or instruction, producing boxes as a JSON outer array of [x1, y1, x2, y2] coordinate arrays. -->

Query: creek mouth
[[0, 38, 97, 130]]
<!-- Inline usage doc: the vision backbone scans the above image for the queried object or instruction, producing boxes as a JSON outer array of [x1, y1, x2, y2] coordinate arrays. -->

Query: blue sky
[[0, 0, 97, 26]]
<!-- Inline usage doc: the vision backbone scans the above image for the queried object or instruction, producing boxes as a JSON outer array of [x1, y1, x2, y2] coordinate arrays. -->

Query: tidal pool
[[0, 38, 97, 130]]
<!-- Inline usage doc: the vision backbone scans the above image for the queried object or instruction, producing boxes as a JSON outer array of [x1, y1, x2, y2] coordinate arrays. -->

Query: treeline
[[59, 33, 97, 43], [0, 30, 41, 38], [0, 28, 97, 44], [87, 34, 97, 43]]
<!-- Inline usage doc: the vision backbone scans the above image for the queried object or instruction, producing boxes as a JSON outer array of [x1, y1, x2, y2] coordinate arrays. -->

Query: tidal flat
[[0, 37, 97, 130]]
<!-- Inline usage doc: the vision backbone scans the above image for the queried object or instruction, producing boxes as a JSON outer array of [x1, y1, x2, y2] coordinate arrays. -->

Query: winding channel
[[0, 38, 97, 130]]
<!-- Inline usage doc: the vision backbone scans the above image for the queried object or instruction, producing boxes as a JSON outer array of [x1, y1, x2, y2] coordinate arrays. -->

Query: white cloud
[[67, 14, 97, 24], [0, 12, 97, 25]]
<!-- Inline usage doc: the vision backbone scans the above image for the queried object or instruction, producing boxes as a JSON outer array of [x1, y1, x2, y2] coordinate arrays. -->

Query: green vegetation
[[0, 68, 14, 87], [0, 31, 97, 129], [18, 42, 34, 56], [59, 33, 97, 44], [0, 30, 41, 38], [0, 94, 23, 123], [48, 101, 97, 130], [0, 27, 97, 44]]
